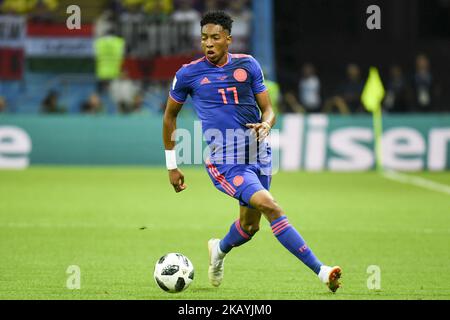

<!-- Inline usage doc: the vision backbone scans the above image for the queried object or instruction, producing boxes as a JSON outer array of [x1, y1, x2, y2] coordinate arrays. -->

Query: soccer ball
[[154, 253, 194, 293]]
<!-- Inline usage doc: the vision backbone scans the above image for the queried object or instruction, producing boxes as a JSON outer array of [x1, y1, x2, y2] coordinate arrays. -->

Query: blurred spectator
[[119, 1, 147, 57], [172, 0, 201, 40], [120, 0, 147, 21], [94, 28, 126, 93], [0, 96, 7, 113], [300, 64, 322, 112], [81, 93, 104, 114], [172, 0, 200, 23], [264, 73, 281, 116], [285, 63, 322, 113], [108, 0, 127, 16], [225, 0, 252, 52], [384, 65, 411, 113], [41, 90, 66, 114], [143, 0, 173, 21], [109, 70, 141, 113], [94, 10, 117, 38], [324, 63, 364, 114], [122, 0, 144, 11], [203, 0, 220, 13], [1, 0, 34, 14], [129, 92, 150, 115], [145, 81, 170, 113], [412, 54, 437, 112], [28, 0, 58, 23]]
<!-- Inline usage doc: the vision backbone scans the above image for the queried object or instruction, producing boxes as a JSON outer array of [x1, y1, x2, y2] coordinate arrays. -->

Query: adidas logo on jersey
[[200, 77, 211, 85]]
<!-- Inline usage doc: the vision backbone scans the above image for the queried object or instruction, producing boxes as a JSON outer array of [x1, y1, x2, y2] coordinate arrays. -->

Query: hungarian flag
[[26, 22, 93, 57]]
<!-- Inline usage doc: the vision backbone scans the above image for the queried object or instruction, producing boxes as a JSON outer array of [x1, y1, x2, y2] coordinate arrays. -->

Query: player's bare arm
[[162, 96, 187, 193], [246, 90, 276, 141]]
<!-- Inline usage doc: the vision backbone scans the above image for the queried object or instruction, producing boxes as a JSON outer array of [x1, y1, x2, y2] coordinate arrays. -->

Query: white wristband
[[165, 150, 177, 170]]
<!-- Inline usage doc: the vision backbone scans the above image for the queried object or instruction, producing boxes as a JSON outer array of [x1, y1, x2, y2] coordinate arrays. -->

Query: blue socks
[[271, 216, 323, 274], [219, 220, 252, 253], [218, 216, 323, 275]]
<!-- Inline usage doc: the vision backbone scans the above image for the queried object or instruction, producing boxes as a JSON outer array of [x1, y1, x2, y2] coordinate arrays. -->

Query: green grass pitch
[[0, 167, 449, 300]]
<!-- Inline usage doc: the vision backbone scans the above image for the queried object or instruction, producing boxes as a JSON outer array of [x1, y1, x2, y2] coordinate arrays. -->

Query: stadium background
[[0, 0, 449, 300]]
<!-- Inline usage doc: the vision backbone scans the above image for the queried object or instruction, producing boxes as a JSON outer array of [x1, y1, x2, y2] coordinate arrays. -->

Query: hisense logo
[[270, 115, 450, 171], [1, 116, 448, 171], [0, 126, 31, 169]]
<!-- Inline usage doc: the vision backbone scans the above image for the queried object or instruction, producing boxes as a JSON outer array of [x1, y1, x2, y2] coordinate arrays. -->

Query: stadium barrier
[[0, 114, 449, 170]]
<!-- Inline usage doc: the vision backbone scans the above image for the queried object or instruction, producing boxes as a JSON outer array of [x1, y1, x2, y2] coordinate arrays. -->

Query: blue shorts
[[205, 159, 272, 208]]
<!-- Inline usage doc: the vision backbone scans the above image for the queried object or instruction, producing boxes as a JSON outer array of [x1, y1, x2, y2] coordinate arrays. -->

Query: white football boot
[[208, 238, 226, 287], [318, 265, 342, 293]]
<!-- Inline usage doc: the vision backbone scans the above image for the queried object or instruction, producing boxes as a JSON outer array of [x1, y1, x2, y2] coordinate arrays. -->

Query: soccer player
[[162, 11, 342, 293]]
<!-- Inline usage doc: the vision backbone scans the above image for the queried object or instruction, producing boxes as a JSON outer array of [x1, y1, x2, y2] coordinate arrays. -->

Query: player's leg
[[249, 189, 342, 293], [218, 205, 261, 253], [239, 205, 262, 236], [208, 206, 261, 287], [205, 160, 263, 255]]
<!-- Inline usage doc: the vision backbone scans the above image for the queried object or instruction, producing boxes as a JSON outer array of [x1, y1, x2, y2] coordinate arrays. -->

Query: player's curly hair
[[200, 11, 234, 34]]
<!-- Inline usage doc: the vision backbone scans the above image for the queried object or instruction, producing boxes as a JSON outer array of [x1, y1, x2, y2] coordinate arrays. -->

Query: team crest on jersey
[[233, 175, 244, 187], [233, 69, 248, 82]]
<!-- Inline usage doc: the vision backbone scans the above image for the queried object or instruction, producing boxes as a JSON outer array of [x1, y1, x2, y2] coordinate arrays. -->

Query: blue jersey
[[169, 53, 270, 164]]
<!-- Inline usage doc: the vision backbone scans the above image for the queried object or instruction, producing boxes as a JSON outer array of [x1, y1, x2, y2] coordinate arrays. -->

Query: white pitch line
[[382, 170, 450, 196]]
